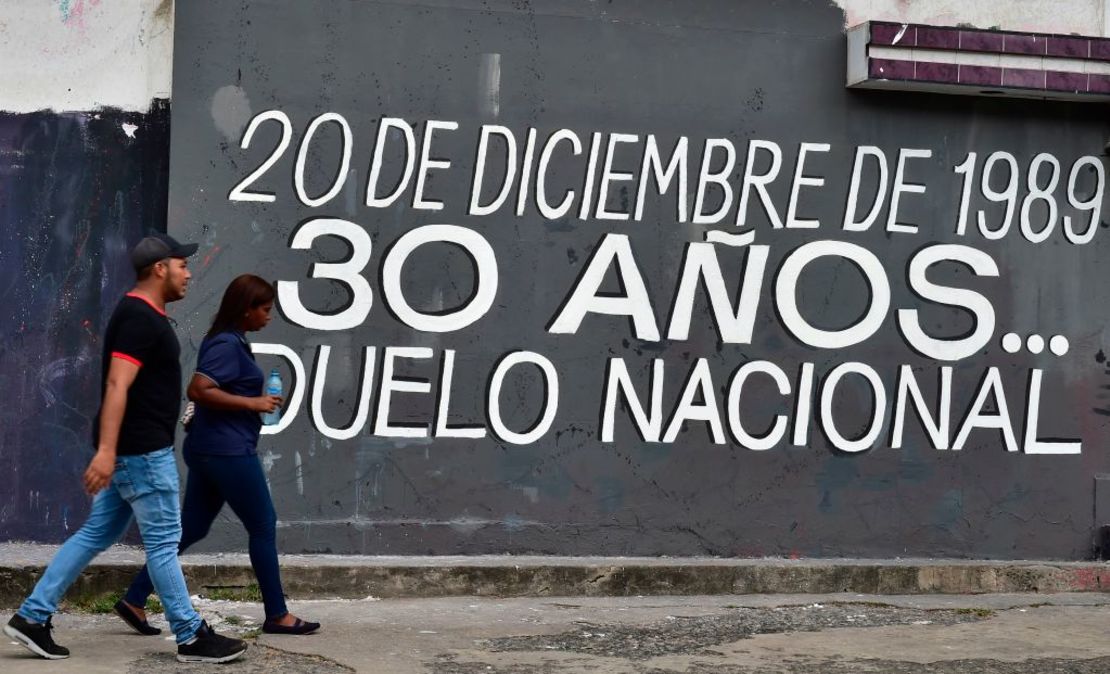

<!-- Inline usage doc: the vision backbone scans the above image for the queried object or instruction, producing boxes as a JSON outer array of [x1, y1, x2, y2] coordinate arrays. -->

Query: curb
[[3, 558, 1110, 607]]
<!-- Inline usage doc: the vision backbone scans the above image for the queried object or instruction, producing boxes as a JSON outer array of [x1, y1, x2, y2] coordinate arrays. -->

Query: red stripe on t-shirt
[[112, 352, 143, 367], [125, 292, 167, 316]]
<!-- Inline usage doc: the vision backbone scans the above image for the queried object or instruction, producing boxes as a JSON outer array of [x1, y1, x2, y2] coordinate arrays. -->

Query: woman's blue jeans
[[124, 452, 288, 619], [18, 447, 203, 644]]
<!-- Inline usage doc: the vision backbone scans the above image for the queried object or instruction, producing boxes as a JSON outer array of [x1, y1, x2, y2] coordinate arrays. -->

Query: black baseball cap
[[130, 233, 199, 271]]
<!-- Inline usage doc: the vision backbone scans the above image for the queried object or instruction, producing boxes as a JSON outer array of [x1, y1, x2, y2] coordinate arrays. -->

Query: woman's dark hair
[[206, 274, 276, 338]]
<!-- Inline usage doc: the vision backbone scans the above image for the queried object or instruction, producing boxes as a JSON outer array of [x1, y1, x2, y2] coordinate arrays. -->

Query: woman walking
[[115, 274, 319, 636]]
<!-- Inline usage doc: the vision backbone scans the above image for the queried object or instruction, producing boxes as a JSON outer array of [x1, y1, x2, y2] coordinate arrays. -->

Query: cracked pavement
[[3, 594, 1110, 672]]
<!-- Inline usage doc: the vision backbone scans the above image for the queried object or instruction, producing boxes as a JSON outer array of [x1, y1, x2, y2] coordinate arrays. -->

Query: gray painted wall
[[169, 0, 1109, 558]]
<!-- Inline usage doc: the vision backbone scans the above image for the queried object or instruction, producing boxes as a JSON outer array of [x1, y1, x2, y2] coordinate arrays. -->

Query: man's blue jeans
[[18, 447, 202, 644]]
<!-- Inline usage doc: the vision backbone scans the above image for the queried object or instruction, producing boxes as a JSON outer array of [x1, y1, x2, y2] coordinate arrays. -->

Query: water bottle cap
[[270, 368, 281, 376]]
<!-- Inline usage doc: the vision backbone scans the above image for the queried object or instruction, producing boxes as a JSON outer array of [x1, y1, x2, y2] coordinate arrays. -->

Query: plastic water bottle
[[261, 368, 282, 426]]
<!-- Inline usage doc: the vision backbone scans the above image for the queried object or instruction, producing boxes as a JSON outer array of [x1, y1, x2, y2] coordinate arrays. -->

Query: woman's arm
[[187, 373, 281, 413]]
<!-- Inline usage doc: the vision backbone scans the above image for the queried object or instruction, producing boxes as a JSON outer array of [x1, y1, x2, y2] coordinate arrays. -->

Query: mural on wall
[[0, 103, 171, 543], [169, 0, 1110, 558]]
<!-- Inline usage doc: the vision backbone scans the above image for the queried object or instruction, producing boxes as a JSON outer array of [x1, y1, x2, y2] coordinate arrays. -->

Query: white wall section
[[0, 0, 173, 113], [834, 0, 1106, 36]]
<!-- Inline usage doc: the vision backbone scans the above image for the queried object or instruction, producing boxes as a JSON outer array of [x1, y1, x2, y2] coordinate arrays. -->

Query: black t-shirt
[[92, 293, 182, 455]]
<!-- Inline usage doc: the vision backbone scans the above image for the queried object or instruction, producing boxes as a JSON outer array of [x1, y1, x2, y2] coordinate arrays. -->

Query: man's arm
[[84, 357, 139, 494]]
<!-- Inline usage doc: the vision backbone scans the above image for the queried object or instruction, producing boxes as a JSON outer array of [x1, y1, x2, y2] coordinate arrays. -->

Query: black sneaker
[[4, 614, 70, 659], [176, 620, 247, 664]]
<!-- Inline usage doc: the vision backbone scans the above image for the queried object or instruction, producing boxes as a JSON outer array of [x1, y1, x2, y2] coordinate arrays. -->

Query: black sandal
[[113, 600, 162, 636], [262, 615, 321, 635]]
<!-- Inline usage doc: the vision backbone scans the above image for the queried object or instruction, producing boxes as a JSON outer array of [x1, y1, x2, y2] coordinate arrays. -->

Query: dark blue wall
[[0, 102, 170, 543]]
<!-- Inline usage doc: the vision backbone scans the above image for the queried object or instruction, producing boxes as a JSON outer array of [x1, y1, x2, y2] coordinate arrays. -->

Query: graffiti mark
[[59, 0, 101, 25]]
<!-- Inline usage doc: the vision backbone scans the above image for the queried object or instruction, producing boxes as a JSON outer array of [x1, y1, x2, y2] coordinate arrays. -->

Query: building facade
[[2, 0, 1109, 559]]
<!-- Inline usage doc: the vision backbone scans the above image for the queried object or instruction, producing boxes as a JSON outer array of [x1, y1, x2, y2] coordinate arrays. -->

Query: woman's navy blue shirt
[[183, 331, 264, 456]]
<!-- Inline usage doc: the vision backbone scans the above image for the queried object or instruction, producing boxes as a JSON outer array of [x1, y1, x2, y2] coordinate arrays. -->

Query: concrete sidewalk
[[3, 543, 1110, 608], [4, 592, 1110, 673]]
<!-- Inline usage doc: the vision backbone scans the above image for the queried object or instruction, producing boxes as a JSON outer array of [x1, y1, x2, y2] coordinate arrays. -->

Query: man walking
[[4, 234, 247, 664]]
